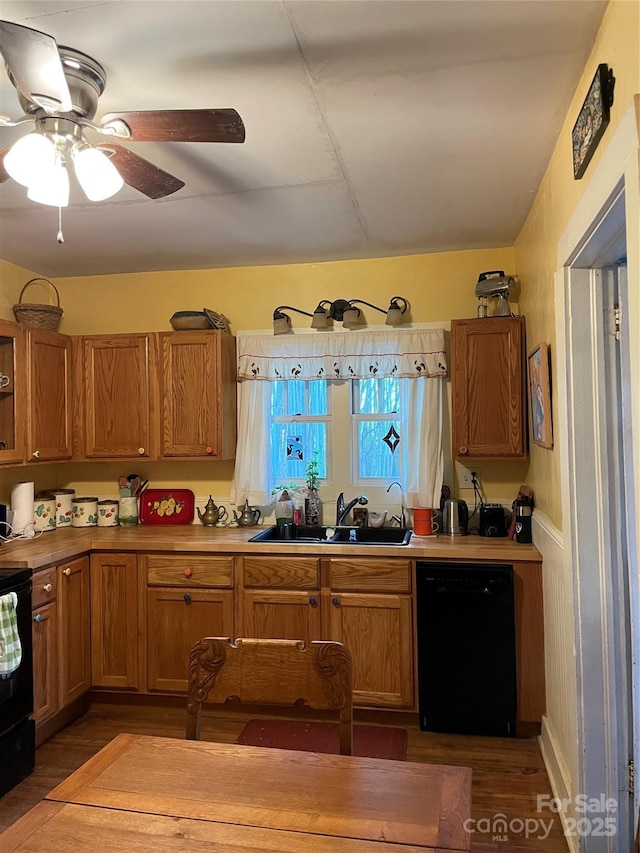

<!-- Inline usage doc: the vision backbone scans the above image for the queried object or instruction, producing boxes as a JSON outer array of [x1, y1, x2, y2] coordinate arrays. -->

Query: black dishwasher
[[416, 563, 517, 737]]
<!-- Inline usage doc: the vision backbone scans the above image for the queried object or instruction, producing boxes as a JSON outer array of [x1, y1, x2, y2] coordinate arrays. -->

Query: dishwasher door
[[416, 563, 517, 737]]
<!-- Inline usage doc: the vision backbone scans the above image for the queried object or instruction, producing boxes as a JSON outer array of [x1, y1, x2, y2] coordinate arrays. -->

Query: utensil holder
[[119, 496, 139, 526]]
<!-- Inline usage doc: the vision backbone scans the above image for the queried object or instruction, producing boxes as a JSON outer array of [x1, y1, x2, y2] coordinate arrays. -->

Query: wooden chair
[[186, 637, 353, 754]]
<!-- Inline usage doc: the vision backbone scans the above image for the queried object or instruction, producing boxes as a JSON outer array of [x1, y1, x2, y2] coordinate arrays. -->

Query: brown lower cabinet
[[146, 588, 234, 692], [32, 556, 90, 726], [90, 553, 141, 689], [83, 549, 542, 725], [240, 555, 415, 709]]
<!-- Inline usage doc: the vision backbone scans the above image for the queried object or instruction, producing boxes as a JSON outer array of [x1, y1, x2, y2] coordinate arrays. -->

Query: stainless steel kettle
[[442, 499, 469, 536]]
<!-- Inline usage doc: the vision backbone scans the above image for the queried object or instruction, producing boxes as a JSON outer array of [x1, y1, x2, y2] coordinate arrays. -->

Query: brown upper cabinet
[[76, 333, 158, 460], [27, 329, 73, 463], [0, 319, 25, 465], [159, 331, 236, 459], [451, 316, 527, 459]]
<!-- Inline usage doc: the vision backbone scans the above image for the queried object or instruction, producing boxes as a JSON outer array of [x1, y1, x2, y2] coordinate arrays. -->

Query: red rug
[[236, 719, 408, 760]]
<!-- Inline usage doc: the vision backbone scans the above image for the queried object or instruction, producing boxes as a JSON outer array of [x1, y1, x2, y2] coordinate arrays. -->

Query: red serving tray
[[139, 489, 195, 525]]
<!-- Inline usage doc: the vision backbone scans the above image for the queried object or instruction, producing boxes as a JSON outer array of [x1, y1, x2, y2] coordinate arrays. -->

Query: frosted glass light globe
[[5, 133, 56, 187], [73, 145, 124, 201]]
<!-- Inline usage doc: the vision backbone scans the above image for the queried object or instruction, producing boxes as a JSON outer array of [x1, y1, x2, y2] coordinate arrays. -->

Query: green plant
[[305, 451, 320, 492]]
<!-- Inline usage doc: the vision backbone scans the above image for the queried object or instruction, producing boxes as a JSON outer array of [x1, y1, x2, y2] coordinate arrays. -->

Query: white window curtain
[[231, 328, 447, 508]]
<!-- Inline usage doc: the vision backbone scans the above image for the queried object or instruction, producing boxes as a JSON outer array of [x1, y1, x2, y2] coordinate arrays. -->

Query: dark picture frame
[[572, 63, 615, 180], [528, 343, 553, 449]]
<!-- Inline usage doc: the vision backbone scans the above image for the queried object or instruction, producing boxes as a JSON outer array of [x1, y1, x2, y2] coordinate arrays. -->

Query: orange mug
[[412, 507, 439, 536]]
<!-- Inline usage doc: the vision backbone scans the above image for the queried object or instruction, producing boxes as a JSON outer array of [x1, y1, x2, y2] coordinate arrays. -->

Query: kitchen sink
[[248, 525, 333, 543], [248, 525, 412, 546], [329, 527, 413, 545]]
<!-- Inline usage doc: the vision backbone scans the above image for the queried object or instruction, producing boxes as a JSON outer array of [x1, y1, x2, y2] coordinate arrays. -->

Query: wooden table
[[1, 733, 472, 852]]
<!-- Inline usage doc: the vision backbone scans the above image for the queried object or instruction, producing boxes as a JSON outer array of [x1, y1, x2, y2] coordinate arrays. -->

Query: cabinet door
[[91, 553, 140, 689], [0, 319, 25, 465], [326, 592, 414, 708], [147, 588, 234, 692], [159, 331, 236, 459], [27, 329, 72, 463], [81, 334, 156, 459], [58, 557, 91, 706], [243, 589, 321, 643], [32, 601, 58, 723], [451, 317, 526, 459]]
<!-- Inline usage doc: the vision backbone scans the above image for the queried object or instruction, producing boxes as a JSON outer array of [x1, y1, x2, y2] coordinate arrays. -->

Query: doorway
[[556, 103, 639, 853]]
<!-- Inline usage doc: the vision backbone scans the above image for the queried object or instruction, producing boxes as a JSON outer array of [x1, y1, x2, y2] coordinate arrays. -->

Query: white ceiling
[[0, 0, 606, 278]]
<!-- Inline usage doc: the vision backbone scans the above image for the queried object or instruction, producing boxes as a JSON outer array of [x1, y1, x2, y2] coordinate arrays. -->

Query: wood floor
[[0, 703, 568, 851]]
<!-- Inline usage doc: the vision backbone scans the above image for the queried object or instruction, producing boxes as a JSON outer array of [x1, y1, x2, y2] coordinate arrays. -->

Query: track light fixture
[[273, 297, 409, 335]]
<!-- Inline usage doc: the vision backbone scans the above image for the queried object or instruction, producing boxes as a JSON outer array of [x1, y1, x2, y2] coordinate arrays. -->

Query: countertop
[[0, 525, 542, 570]]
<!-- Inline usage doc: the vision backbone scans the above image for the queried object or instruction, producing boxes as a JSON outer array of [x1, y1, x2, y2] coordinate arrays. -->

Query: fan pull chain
[[57, 206, 64, 244]]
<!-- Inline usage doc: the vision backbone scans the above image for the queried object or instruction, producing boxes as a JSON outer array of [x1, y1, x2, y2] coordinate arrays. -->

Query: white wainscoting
[[533, 510, 579, 853]]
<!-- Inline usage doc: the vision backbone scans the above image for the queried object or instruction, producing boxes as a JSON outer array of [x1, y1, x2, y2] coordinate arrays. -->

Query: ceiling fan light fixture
[[27, 157, 69, 207], [4, 131, 56, 187], [73, 144, 124, 200]]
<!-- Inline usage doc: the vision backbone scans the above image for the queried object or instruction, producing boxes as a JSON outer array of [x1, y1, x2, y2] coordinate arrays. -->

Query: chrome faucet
[[386, 481, 406, 527], [336, 492, 368, 526]]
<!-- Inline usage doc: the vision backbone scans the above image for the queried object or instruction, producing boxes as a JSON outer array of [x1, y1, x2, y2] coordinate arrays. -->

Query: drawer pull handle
[[138, 447, 145, 456], [32, 450, 41, 459], [43, 583, 52, 593], [33, 613, 42, 623], [309, 597, 317, 607], [459, 446, 468, 455], [63, 568, 71, 576], [183, 593, 191, 604], [206, 446, 213, 455], [184, 568, 192, 578], [332, 597, 340, 607]]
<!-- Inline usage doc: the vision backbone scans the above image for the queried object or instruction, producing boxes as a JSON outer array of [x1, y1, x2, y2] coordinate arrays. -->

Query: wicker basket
[[13, 278, 63, 331]]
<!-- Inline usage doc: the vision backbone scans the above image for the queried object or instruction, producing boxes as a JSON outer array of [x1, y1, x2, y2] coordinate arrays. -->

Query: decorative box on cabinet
[[158, 330, 236, 460], [451, 316, 527, 459]]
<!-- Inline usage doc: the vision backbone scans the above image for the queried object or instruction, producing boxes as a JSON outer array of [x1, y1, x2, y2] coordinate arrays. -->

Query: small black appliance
[[479, 504, 507, 537]]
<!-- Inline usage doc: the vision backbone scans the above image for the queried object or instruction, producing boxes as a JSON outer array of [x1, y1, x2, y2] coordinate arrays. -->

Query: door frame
[[554, 101, 640, 850]]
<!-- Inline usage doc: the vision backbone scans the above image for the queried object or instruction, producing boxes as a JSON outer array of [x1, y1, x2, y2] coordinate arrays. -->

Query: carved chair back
[[186, 637, 353, 754]]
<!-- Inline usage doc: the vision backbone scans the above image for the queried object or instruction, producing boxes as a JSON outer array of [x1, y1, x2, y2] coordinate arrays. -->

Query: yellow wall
[[515, 0, 640, 529], [0, 246, 531, 508], [0, 258, 43, 319]]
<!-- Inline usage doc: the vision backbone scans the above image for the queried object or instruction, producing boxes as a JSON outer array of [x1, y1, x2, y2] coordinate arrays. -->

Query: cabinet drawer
[[329, 558, 412, 593], [243, 557, 319, 589], [145, 555, 233, 587], [32, 567, 57, 608]]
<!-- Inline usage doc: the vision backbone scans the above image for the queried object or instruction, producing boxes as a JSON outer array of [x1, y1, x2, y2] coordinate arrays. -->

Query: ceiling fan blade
[[101, 109, 245, 143], [0, 20, 72, 113], [96, 143, 185, 199]]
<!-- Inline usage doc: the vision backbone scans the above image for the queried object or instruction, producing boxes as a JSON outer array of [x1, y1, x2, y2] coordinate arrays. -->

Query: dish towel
[[0, 592, 22, 678]]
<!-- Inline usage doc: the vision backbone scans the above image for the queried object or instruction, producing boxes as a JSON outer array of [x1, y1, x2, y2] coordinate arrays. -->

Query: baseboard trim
[[539, 715, 577, 853], [35, 693, 91, 748]]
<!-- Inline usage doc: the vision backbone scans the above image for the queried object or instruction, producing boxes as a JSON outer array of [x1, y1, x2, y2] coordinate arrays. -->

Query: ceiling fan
[[0, 19, 245, 207]]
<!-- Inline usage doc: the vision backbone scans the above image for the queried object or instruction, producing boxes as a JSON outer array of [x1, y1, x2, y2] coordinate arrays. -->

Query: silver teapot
[[197, 496, 228, 527], [233, 499, 261, 527]]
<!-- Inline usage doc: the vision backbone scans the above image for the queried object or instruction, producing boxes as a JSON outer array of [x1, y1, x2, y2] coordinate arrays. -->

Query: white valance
[[237, 328, 447, 381]]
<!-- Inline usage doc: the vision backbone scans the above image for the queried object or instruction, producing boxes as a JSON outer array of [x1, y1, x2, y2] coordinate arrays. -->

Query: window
[[268, 377, 405, 491]]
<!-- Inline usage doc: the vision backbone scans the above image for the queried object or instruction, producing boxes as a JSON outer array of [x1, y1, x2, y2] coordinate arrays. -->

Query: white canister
[[52, 489, 75, 528], [33, 492, 56, 532], [72, 497, 98, 527], [97, 500, 119, 527]]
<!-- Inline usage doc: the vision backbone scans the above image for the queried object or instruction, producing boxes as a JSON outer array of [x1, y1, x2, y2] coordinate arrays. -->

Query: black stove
[[0, 567, 35, 798]]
